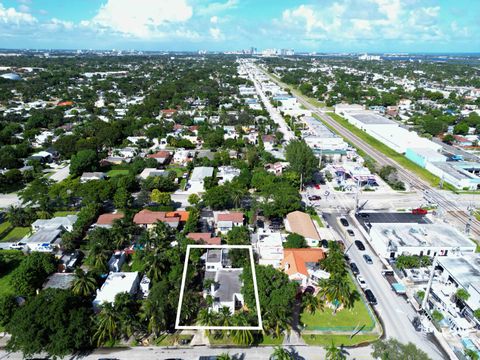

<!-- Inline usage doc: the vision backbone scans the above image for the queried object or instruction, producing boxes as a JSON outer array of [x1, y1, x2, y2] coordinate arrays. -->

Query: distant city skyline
[[0, 0, 479, 53]]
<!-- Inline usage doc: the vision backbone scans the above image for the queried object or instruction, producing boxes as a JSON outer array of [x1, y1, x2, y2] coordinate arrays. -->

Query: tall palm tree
[[140, 297, 165, 337], [94, 303, 121, 346], [319, 275, 356, 310], [302, 293, 324, 315], [71, 268, 97, 297], [270, 346, 293, 360], [325, 341, 346, 360], [198, 308, 215, 327], [144, 248, 165, 283]]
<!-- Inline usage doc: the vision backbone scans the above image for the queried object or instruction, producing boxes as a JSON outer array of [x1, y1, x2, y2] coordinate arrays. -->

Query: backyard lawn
[[301, 276, 376, 331], [0, 227, 31, 242], [0, 250, 25, 295], [107, 169, 130, 177], [302, 333, 379, 347]]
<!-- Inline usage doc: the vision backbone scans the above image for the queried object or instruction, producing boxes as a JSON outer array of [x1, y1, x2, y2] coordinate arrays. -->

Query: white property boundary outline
[[175, 244, 263, 330]]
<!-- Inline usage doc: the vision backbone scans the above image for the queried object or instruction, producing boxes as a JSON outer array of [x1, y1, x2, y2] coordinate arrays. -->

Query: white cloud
[[18, 4, 29, 12], [45, 18, 74, 31], [197, 0, 237, 16], [0, 2, 36, 24], [90, 0, 193, 38], [209, 27, 222, 40], [210, 15, 218, 24]]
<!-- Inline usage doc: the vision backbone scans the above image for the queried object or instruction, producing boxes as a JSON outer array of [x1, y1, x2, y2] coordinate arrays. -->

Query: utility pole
[[355, 177, 361, 213]]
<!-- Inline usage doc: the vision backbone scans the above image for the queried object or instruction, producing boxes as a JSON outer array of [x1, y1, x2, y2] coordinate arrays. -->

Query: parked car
[[347, 229, 355, 236], [363, 254, 373, 264], [356, 275, 367, 288], [308, 195, 321, 201], [321, 239, 329, 248], [315, 184, 321, 189], [364, 289, 377, 305], [9, 242, 26, 250], [354, 240, 365, 251], [340, 218, 349, 227], [412, 208, 428, 215], [350, 262, 360, 275]]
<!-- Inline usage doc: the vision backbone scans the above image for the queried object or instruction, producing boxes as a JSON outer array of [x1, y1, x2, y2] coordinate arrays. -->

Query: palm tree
[[94, 303, 121, 346], [198, 308, 216, 333], [219, 306, 232, 327], [270, 346, 293, 360], [71, 268, 97, 297], [144, 248, 165, 283], [325, 341, 346, 360], [140, 298, 165, 337], [231, 313, 254, 346], [302, 293, 324, 315], [319, 274, 356, 310]]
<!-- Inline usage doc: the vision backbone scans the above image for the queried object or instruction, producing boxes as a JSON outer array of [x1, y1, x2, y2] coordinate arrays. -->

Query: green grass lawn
[[322, 112, 453, 189], [0, 221, 12, 236], [301, 277, 376, 331], [107, 169, 130, 177], [0, 250, 25, 295], [53, 211, 78, 217], [0, 227, 31, 242], [208, 333, 282, 346], [155, 334, 193, 346], [167, 166, 187, 178], [259, 334, 284, 345], [302, 333, 379, 347], [311, 213, 324, 228]]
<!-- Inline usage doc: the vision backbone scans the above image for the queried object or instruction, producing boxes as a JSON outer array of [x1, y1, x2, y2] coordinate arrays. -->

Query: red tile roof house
[[147, 150, 172, 165], [95, 213, 125, 228], [161, 109, 177, 118], [133, 209, 189, 230], [214, 212, 244, 235], [187, 233, 221, 245]]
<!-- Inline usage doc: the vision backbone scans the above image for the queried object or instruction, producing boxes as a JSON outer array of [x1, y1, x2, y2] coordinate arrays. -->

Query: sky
[[0, 0, 479, 53]]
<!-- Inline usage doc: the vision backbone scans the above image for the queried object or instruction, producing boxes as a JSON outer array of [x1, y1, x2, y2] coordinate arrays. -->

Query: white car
[[356, 275, 367, 289], [9, 242, 26, 250]]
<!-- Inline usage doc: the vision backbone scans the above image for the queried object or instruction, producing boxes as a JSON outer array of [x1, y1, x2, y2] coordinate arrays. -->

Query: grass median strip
[[322, 112, 454, 189]]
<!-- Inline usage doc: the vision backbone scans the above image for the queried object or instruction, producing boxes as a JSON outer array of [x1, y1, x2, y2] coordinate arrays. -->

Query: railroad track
[[257, 66, 480, 238]]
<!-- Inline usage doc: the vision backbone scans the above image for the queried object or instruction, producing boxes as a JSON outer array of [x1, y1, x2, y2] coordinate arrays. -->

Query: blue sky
[[1, 0, 479, 52]]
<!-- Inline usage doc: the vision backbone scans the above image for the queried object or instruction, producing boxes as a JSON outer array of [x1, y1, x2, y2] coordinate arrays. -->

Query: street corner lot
[[175, 244, 263, 331]]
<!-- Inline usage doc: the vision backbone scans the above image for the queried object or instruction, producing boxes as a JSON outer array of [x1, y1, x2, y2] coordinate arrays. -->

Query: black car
[[350, 262, 360, 275], [363, 254, 373, 264], [347, 229, 355, 236], [321, 239, 329, 248], [308, 195, 322, 201], [340, 218, 349, 227], [354, 240, 365, 251], [364, 289, 377, 305]]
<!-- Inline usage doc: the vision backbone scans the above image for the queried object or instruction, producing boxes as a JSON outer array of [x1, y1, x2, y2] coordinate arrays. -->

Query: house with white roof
[[93, 272, 140, 311], [188, 166, 214, 193]]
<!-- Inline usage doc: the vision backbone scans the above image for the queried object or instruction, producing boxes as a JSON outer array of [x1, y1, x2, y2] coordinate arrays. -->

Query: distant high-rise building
[[280, 49, 295, 56], [358, 53, 381, 61]]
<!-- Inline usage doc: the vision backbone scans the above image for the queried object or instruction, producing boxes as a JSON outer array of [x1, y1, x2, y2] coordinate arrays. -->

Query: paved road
[[0, 345, 377, 360], [0, 194, 20, 209], [50, 164, 70, 183], [244, 63, 296, 142], [322, 211, 447, 360], [257, 64, 480, 239]]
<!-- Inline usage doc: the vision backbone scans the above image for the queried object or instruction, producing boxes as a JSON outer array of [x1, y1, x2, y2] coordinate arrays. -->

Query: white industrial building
[[301, 116, 349, 160], [369, 223, 476, 260], [337, 108, 442, 154]]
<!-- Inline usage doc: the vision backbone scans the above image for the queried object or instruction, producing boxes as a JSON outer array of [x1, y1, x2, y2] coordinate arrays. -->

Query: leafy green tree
[[6, 206, 36, 227], [72, 268, 97, 297], [285, 139, 318, 182], [18, 178, 53, 211], [431, 310, 444, 323], [0, 294, 18, 328], [454, 122, 469, 135], [6, 289, 93, 357], [94, 302, 121, 346], [474, 308, 480, 321], [70, 149, 98, 177], [456, 288, 470, 302], [150, 189, 171, 206], [188, 193, 200, 206], [284, 233, 307, 248], [10, 252, 57, 296], [226, 225, 250, 245], [113, 186, 132, 210], [371, 339, 431, 360], [442, 134, 455, 144]]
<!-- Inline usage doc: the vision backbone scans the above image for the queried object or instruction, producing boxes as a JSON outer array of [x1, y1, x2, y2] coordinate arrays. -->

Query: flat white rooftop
[[371, 223, 475, 249], [93, 271, 139, 307]]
